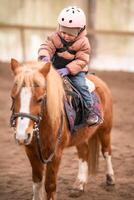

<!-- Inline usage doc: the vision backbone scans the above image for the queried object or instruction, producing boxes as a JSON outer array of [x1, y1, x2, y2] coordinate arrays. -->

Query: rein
[[10, 96, 64, 164], [34, 113, 63, 164]]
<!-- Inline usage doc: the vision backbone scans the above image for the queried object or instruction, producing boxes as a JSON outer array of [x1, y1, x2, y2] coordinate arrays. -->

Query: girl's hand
[[57, 68, 70, 77]]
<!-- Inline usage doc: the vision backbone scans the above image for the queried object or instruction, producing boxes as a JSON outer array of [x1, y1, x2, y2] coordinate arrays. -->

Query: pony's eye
[[14, 82, 18, 86], [34, 82, 39, 87], [37, 97, 43, 104], [11, 96, 15, 100]]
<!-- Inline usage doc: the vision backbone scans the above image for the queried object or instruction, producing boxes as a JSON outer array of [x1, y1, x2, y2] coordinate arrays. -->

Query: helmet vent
[[69, 20, 72, 23], [62, 18, 64, 21]]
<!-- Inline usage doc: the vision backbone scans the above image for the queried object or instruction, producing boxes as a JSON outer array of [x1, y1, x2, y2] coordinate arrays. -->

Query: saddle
[[63, 76, 102, 133]]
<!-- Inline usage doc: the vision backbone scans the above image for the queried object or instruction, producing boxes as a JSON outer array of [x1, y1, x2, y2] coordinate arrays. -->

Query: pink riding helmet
[[57, 6, 86, 28]]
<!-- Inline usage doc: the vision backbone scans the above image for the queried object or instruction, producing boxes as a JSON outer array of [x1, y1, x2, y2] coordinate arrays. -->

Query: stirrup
[[87, 116, 103, 126]]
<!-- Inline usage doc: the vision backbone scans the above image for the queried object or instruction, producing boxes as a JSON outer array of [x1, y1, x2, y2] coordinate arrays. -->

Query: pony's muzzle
[[15, 131, 33, 145]]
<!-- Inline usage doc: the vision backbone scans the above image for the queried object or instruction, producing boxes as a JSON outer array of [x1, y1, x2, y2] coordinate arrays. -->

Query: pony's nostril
[[24, 133, 31, 145], [27, 133, 31, 139]]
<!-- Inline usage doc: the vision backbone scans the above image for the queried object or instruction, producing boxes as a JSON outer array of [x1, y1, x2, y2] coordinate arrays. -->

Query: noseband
[[10, 95, 63, 164], [10, 97, 45, 128]]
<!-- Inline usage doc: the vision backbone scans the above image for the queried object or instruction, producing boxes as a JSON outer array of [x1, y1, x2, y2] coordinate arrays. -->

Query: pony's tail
[[88, 132, 100, 175]]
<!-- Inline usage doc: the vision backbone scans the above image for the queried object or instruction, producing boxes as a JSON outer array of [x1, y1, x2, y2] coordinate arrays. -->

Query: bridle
[[10, 92, 63, 164], [10, 95, 45, 127]]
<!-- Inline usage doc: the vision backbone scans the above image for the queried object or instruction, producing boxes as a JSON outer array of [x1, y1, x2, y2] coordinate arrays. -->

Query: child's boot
[[85, 104, 100, 126], [86, 109, 99, 126]]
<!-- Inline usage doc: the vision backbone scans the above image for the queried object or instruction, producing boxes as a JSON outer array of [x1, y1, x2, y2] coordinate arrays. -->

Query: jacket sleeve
[[38, 33, 56, 60], [66, 37, 91, 75]]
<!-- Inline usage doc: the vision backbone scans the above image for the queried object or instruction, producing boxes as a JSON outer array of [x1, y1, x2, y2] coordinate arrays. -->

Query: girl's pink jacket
[[38, 29, 91, 75]]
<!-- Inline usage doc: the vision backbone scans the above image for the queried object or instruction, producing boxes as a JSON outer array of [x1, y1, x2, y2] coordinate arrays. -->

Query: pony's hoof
[[106, 174, 115, 186], [68, 180, 85, 198], [69, 188, 84, 198]]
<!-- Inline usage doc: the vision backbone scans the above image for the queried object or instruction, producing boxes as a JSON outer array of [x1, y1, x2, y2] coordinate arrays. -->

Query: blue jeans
[[68, 72, 93, 108]]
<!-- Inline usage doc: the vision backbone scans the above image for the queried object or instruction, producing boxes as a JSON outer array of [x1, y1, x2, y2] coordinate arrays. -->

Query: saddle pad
[[85, 78, 95, 93], [64, 91, 102, 133]]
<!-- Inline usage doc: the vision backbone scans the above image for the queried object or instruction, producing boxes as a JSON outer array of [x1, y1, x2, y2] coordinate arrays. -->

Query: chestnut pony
[[10, 59, 115, 200]]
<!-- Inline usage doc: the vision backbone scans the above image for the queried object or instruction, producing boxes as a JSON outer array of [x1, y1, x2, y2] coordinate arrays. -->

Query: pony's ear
[[39, 62, 51, 77], [11, 58, 20, 75]]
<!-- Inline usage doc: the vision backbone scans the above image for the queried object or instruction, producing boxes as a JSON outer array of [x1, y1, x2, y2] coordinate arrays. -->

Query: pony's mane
[[14, 61, 65, 126], [14, 61, 45, 91], [46, 66, 65, 126]]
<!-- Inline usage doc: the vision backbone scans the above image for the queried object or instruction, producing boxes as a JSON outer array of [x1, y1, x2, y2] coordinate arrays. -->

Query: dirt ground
[[0, 62, 134, 200]]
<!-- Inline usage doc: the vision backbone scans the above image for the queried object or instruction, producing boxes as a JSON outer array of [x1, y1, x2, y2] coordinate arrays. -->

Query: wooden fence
[[1, 23, 134, 61]]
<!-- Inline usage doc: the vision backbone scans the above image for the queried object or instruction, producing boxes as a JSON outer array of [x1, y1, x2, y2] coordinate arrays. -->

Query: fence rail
[[1, 23, 134, 36], [1, 23, 134, 60]]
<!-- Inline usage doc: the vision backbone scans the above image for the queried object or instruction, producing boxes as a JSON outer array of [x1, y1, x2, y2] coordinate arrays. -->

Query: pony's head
[[10, 58, 51, 145]]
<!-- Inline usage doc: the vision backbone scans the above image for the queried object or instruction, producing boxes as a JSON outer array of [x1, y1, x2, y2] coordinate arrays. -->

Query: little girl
[[38, 6, 99, 126]]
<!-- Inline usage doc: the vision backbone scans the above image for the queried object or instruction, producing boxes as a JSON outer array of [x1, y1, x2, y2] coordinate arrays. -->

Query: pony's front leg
[[45, 156, 61, 200], [25, 146, 45, 200]]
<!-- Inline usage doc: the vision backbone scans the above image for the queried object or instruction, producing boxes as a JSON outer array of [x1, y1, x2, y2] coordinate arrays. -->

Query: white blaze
[[16, 87, 32, 140]]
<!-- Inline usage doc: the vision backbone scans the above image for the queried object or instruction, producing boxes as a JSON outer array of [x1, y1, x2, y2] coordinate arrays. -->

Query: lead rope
[[34, 113, 64, 164]]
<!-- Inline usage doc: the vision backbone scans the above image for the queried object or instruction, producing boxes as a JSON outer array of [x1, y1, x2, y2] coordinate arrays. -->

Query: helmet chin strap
[[78, 26, 86, 35]]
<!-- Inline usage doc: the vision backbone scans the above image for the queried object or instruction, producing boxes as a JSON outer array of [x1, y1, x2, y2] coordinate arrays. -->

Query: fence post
[[20, 27, 26, 61]]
